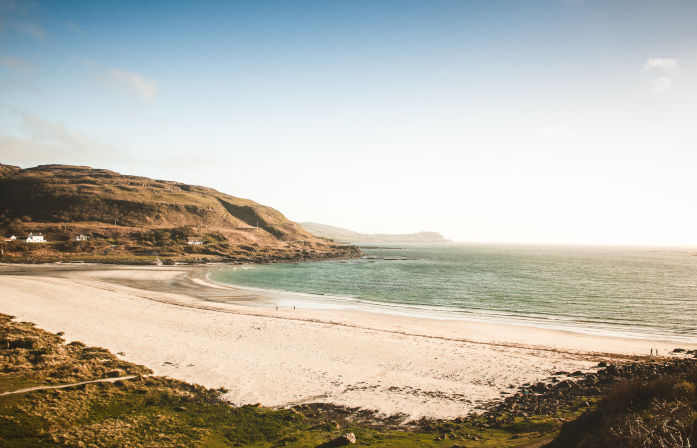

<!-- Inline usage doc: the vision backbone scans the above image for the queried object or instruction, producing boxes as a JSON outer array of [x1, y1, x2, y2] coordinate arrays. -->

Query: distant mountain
[[0, 163, 359, 263], [299, 222, 451, 244]]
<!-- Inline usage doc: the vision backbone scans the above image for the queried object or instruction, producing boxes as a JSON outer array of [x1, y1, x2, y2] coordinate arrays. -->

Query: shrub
[[672, 381, 696, 400], [609, 399, 696, 448], [550, 366, 697, 447], [602, 379, 676, 415]]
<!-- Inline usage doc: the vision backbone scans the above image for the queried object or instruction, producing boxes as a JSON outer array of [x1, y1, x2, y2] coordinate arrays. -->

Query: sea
[[208, 244, 697, 342]]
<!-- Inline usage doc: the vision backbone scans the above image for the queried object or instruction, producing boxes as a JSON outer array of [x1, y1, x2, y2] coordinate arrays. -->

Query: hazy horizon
[[2, 1, 697, 246]]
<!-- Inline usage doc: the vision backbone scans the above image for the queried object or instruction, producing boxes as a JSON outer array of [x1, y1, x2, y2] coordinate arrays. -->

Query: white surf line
[[0, 375, 140, 397]]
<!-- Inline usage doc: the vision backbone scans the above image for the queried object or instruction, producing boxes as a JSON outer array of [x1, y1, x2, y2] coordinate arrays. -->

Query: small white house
[[187, 237, 204, 245], [26, 233, 45, 243], [4, 235, 16, 242], [75, 234, 89, 242]]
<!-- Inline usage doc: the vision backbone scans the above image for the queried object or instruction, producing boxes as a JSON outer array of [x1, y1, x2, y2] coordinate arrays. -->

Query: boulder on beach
[[316, 432, 356, 447]]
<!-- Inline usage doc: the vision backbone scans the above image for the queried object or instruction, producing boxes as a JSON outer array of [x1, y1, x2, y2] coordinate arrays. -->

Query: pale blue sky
[[1, 1, 697, 244]]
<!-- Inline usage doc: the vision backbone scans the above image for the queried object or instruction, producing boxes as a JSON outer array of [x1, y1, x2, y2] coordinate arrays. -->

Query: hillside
[[0, 163, 21, 179], [0, 164, 359, 263], [299, 222, 451, 244]]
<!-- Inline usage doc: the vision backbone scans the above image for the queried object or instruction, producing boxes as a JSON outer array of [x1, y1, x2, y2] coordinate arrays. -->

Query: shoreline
[[1, 263, 696, 419], [204, 265, 697, 344], [3, 262, 694, 349]]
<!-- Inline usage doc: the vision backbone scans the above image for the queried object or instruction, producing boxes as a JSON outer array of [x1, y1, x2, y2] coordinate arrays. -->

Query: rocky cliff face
[[0, 164, 360, 263]]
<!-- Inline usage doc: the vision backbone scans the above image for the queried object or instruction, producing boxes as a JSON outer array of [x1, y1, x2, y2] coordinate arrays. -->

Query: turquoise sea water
[[209, 244, 697, 342]]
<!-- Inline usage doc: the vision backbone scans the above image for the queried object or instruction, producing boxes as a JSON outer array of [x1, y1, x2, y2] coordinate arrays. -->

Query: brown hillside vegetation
[[0, 164, 359, 263], [0, 164, 21, 179]]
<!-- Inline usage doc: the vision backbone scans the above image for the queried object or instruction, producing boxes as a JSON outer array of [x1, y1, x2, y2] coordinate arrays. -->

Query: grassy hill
[[299, 222, 451, 244], [0, 164, 359, 263]]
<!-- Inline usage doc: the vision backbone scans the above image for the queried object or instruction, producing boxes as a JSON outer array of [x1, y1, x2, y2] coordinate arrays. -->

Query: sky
[[1, 0, 697, 245]]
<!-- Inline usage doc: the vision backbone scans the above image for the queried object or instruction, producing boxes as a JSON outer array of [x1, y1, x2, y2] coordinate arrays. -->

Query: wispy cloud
[[65, 20, 80, 32], [0, 107, 123, 165], [102, 69, 159, 101], [11, 21, 47, 42], [0, 0, 33, 12], [0, 56, 32, 71], [0, 76, 40, 94], [643, 58, 677, 72], [536, 125, 577, 139], [651, 76, 672, 93], [20, 113, 106, 148], [643, 57, 678, 94]]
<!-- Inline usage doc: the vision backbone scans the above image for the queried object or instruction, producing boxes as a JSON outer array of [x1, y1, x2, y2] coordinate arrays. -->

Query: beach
[[0, 263, 694, 420]]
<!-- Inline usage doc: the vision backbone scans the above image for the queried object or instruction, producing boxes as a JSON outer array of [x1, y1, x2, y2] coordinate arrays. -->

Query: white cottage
[[4, 235, 16, 242], [75, 234, 89, 242], [187, 237, 204, 245], [26, 233, 45, 243]]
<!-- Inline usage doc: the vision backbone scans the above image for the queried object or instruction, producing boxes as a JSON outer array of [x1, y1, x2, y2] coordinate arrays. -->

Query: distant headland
[[299, 222, 452, 244]]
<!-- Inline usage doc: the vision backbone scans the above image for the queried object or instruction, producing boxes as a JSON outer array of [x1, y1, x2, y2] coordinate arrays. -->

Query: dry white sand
[[1, 264, 694, 420]]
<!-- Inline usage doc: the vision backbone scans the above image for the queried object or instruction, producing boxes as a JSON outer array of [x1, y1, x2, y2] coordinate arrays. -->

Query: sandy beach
[[1, 263, 694, 420]]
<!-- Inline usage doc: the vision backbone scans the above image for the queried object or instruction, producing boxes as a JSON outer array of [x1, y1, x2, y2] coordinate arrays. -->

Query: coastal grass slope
[[0, 164, 359, 264]]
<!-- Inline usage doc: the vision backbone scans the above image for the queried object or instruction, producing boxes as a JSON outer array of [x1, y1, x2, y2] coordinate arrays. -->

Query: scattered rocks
[[531, 382, 548, 392], [604, 364, 618, 375], [483, 358, 697, 422], [316, 432, 356, 447]]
